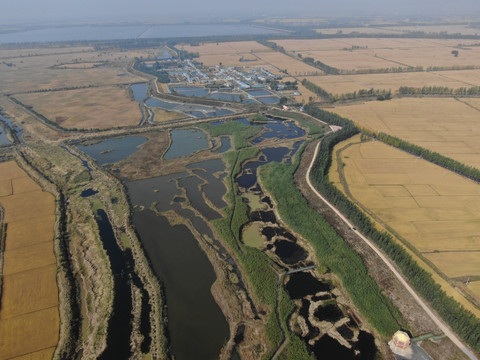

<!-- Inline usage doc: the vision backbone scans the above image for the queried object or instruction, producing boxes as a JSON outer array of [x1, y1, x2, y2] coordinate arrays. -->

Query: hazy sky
[[1, 0, 479, 24]]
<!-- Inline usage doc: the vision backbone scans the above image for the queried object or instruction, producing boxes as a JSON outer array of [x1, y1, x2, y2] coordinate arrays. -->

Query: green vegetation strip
[[304, 104, 480, 354], [200, 121, 263, 150], [259, 160, 402, 337]]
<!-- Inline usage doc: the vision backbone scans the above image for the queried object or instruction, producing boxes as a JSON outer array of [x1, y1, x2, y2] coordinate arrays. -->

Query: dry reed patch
[[7, 347, 56, 360], [332, 97, 480, 169], [301, 71, 470, 95], [181, 41, 270, 56], [0, 161, 27, 181], [11, 175, 42, 194], [0, 265, 59, 319], [16, 86, 142, 129], [0, 179, 12, 197], [4, 215, 55, 251], [151, 108, 186, 122], [1, 191, 54, 223], [330, 138, 480, 302], [3, 242, 55, 275], [254, 51, 321, 75], [0, 307, 59, 359]]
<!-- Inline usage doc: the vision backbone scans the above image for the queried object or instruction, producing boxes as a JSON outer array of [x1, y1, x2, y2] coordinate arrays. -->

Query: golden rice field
[[273, 38, 480, 71], [332, 97, 480, 169], [0, 46, 151, 94], [15, 86, 142, 130], [0, 161, 58, 359], [329, 136, 480, 312], [300, 70, 480, 95]]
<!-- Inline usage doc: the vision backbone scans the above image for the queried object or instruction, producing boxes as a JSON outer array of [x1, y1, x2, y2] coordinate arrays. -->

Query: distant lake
[[0, 24, 281, 44]]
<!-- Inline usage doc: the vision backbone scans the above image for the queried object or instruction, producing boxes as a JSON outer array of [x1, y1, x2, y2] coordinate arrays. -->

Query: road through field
[[306, 139, 478, 360]]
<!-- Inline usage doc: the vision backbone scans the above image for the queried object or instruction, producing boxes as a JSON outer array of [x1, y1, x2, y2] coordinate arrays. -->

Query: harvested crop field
[[180, 41, 271, 67], [329, 136, 480, 309], [253, 51, 322, 75], [0, 161, 58, 360], [301, 70, 477, 95], [15, 85, 142, 129], [332, 97, 480, 169], [0, 46, 150, 94], [273, 38, 480, 72]]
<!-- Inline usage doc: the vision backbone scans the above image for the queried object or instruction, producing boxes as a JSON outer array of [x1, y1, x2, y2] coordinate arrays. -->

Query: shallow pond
[[274, 240, 308, 265], [208, 93, 242, 102], [285, 272, 332, 299], [145, 97, 179, 110], [252, 121, 306, 144], [126, 168, 229, 360], [247, 89, 271, 97], [0, 114, 22, 140], [163, 129, 208, 159], [0, 125, 11, 146], [130, 83, 148, 103], [171, 86, 209, 97], [77, 136, 147, 165], [257, 96, 280, 104], [80, 188, 98, 198], [213, 136, 231, 154]]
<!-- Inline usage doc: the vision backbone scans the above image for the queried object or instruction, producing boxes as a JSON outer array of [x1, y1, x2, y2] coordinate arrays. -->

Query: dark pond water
[[208, 93, 242, 102], [338, 324, 354, 340], [314, 303, 344, 323], [191, 169, 228, 209], [80, 188, 98, 197], [0, 114, 23, 140], [96, 209, 133, 360], [130, 83, 148, 103], [247, 89, 271, 97], [0, 24, 281, 44], [126, 171, 229, 360], [186, 111, 207, 118], [178, 176, 222, 220], [77, 136, 147, 165], [257, 96, 280, 104], [0, 125, 10, 146], [285, 272, 332, 299], [213, 136, 231, 154], [207, 109, 234, 117], [145, 97, 179, 110], [163, 129, 208, 159], [274, 240, 308, 265], [252, 121, 306, 144], [312, 335, 356, 360], [171, 86, 209, 97]]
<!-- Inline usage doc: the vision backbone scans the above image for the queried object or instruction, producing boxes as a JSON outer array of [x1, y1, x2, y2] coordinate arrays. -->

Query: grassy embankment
[[202, 120, 313, 359]]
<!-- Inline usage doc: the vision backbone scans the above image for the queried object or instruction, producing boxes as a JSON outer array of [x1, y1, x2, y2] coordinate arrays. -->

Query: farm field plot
[[180, 41, 272, 66], [332, 97, 480, 169], [15, 85, 142, 129], [329, 137, 480, 308], [253, 51, 321, 75], [0, 46, 149, 93], [274, 38, 480, 72], [301, 70, 474, 95], [379, 25, 480, 36], [0, 161, 58, 360]]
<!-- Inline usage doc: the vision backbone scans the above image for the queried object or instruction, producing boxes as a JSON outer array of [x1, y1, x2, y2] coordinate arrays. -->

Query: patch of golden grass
[[11, 175, 42, 194], [329, 138, 480, 308], [242, 222, 265, 249], [301, 71, 473, 95], [0, 161, 59, 358], [254, 51, 322, 76], [3, 242, 55, 275], [0, 265, 59, 319], [0, 179, 12, 197], [7, 347, 56, 360], [332, 97, 480, 169], [4, 215, 55, 251], [0, 307, 59, 359], [152, 108, 186, 122], [16, 86, 142, 129]]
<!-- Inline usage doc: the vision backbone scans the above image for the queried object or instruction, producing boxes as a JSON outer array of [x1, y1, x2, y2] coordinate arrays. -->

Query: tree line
[[304, 104, 480, 354], [399, 85, 480, 96]]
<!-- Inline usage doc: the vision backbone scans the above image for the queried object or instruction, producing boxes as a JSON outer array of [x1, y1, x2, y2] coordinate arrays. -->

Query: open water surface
[[77, 136, 147, 165]]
